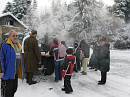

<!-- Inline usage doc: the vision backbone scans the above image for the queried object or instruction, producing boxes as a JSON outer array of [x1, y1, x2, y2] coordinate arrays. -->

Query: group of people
[[0, 29, 110, 97], [49, 36, 110, 93]]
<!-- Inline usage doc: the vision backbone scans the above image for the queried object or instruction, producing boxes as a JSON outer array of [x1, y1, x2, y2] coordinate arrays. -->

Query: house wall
[[0, 15, 26, 33], [0, 15, 25, 28], [1, 26, 25, 33]]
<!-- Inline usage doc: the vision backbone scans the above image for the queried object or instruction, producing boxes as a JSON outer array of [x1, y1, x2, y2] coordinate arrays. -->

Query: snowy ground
[[1, 50, 130, 97]]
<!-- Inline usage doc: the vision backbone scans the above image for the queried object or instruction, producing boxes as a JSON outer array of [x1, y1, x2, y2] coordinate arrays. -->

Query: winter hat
[[61, 41, 65, 45], [53, 38, 59, 45], [74, 42, 78, 48], [31, 30, 37, 35], [66, 47, 74, 54]]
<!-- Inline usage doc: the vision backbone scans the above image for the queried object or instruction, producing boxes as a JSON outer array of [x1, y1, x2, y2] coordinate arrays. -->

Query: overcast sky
[[0, 0, 114, 14]]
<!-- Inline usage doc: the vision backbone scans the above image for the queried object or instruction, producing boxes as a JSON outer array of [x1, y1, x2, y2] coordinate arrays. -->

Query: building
[[0, 13, 27, 34]]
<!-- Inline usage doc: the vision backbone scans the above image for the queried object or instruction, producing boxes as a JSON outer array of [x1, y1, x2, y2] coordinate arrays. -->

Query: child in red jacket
[[61, 47, 76, 94]]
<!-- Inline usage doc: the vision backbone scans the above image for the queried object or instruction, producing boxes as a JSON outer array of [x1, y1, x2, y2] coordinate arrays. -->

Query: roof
[[0, 13, 27, 29]]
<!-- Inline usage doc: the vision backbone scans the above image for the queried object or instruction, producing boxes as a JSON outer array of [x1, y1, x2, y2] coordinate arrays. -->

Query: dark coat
[[80, 40, 90, 58], [88, 43, 100, 68], [24, 36, 41, 72], [97, 43, 110, 72]]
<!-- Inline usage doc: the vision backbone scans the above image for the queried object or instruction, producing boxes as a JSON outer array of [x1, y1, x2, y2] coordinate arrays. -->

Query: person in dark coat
[[74, 42, 82, 72], [80, 40, 90, 75], [24, 30, 41, 85], [97, 36, 110, 85]]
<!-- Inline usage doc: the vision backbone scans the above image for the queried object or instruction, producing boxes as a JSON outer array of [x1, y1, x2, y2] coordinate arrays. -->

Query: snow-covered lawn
[[1, 50, 130, 97]]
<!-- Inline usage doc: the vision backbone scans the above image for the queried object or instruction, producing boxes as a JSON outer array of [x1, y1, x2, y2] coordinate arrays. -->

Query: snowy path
[[1, 50, 130, 97]]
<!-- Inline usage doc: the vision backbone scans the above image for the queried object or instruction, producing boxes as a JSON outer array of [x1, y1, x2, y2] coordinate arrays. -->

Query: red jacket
[[63, 55, 76, 76]]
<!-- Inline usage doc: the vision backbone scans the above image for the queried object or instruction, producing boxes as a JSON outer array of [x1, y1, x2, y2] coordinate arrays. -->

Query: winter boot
[[28, 80, 37, 85], [81, 71, 87, 75], [98, 81, 106, 85]]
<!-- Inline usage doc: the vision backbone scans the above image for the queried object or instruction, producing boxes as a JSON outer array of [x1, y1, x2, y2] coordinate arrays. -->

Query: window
[[9, 20, 14, 25]]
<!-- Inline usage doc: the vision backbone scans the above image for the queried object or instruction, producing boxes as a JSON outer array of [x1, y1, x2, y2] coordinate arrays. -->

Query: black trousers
[[101, 71, 107, 83], [77, 58, 81, 71], [64, 76, 73, 93], [1, 78, 18, 97], [74, 58, 81, 72], [26, 72, 34, 83]]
